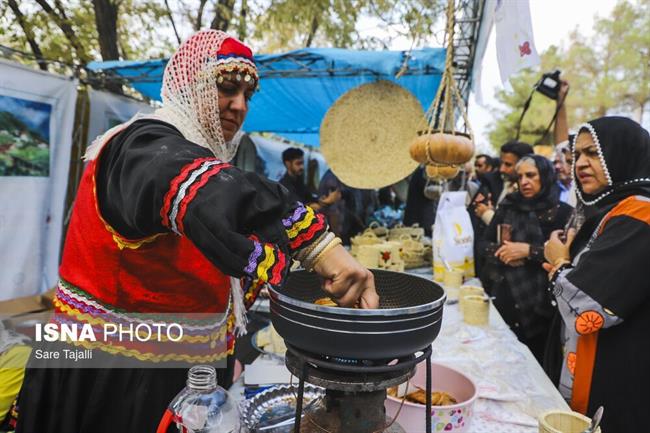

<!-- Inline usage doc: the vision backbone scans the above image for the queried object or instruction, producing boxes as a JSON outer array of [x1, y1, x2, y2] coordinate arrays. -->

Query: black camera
[[536, 70, 561, 100]]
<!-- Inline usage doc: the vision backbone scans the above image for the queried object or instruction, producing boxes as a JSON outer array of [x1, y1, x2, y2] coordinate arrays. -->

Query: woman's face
[[217, 78, 255, 141], [574, 132, 609, 195], [517, 160, 542, 199]]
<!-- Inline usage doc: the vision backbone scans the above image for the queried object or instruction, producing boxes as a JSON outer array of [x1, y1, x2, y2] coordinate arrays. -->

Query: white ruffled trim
[[573, 123, 613, 206], [84, 112, 160, 161], [230, 277, 248, 337]]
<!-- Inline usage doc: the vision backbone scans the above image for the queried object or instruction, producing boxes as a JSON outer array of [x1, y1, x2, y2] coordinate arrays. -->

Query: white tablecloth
[[237, 271, 569, 433]]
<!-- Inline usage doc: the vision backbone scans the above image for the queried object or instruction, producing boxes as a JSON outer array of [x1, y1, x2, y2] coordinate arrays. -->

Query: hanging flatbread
[[320, 80, 425, 189]]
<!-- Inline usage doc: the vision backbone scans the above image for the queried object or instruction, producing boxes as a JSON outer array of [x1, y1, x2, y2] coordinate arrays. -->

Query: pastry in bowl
[[385, 361, 477, 433]]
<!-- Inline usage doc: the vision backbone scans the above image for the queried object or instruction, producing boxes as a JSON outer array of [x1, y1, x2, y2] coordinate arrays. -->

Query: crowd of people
[[1, 27, 648, 433], [452, 82, 649, 432], [278, 76, 650, 432]]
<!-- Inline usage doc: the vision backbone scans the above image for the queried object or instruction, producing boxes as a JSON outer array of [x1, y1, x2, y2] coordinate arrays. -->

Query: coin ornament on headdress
[[209, 37, 259, 91]]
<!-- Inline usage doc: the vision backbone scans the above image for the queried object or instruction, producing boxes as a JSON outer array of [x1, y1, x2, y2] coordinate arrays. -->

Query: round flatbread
[[320, 80, 425, 189]]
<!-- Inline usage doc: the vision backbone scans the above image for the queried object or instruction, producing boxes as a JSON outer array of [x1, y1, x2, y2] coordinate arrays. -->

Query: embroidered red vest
[[59, 158, 231, 314], [55, 157, 235, 362]]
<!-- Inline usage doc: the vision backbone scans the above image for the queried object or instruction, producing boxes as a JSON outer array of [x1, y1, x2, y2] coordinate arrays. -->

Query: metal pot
[[269, 269, 446, 360]]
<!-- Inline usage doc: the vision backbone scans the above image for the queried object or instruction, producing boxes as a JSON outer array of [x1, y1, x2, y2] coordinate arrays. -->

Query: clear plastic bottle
[[157, 365, 241, 433]]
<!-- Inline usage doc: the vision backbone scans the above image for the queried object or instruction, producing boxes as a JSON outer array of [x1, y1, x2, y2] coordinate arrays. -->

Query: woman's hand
[[313, 245, 379, 309], [495, 241, 530, 266], [543, 229, 575, 278], [544, 229, 575, 264]]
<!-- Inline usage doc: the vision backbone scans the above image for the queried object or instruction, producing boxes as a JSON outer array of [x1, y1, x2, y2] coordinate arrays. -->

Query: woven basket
[[459, 285, 485, 314], [538, 411, 601, 433], [355, 244, 381, 268], [388, 224, 424, 241], [320, 80, 424, 189], [368, 221, 389, 238], [403, 256, 426, 269], [462, 295, 490, 326], [350, 230, 382, 256]]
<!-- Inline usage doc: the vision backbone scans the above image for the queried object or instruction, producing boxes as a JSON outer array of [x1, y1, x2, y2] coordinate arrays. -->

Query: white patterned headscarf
[[155, 29, 259, 160], [85, 30, 259, 162]]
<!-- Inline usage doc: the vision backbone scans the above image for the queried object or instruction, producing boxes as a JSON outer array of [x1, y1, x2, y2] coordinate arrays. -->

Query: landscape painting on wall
[[0, 94, 52, 177]]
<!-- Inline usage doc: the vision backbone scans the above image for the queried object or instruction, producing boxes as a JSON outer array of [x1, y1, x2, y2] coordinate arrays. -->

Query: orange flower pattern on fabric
[[575, 310, 604, 335], [567, 352, 577, 375]]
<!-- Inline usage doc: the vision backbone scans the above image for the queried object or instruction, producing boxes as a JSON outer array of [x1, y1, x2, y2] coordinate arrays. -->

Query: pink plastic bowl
[[385, 361, 478, 433]]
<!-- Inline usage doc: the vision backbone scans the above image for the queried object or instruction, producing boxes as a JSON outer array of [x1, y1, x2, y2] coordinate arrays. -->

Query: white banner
[[494, 0, 540, 84], [87, 88, 153, 146], [470, 0, 496, 105], [0, 60, 78, 300]]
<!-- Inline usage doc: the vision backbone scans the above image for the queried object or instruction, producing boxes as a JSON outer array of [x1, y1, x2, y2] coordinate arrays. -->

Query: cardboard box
[[0, 289, 55, 319], [0, 289, 55, 340]]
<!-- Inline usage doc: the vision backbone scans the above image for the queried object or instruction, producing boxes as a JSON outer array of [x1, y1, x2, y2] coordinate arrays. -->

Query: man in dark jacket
[[279, 147, 339, 210]]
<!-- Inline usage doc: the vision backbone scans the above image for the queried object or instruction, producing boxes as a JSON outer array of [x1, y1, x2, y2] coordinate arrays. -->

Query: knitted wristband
[[310, 237, 343, 272], [303, 232, 335, 270], [296, 231, 328, 262]]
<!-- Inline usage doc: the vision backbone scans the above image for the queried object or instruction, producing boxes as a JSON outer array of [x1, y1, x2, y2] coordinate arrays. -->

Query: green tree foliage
[[249, 0, 443, 52], [1, 0, 445, 70], [0, 0, 175, 73], [487, 0, 649, 150], [597, 0, 650, 121]]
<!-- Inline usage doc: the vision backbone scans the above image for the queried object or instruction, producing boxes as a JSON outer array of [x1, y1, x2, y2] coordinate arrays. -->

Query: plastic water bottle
[[157, 365, 241, 433]]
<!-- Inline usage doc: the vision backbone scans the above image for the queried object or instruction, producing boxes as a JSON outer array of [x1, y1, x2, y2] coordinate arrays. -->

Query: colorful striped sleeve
[[98, 120, 299, 291], [239, 203, 328, 304], [160, 157, 231, 236], [282, 203, 328, 254], [239, 234, 289, 307]]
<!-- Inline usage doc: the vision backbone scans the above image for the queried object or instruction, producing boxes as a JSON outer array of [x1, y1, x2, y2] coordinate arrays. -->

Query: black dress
[[16, 120, 323, 433], [480, 201, 572, 361], [478, 155, 572, 362]]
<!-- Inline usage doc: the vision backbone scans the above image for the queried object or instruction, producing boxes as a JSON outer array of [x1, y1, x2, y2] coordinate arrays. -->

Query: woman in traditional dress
[[544, 116, 650, 432], [15, 30, 378, 433]]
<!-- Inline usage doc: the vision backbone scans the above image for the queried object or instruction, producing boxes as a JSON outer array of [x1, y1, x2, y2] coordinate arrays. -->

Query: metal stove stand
[[285, 344, 433, 433]]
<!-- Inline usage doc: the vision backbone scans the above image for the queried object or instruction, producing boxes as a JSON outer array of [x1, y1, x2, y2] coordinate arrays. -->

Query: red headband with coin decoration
[[210, 37, 259, 90]]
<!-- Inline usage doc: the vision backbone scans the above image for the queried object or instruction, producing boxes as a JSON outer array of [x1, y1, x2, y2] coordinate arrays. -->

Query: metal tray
[[240, 384, 325, 432]]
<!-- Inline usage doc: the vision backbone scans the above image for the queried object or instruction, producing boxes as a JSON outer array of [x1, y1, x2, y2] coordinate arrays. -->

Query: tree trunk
[[210, 0, 236, 32], [34, 0, 91, 64], [92, 0, 120, 60], [304, 15, 319, 47], [195, 0, 209, 31], [7, 0, 48, 71], [92, 0, 122, 94], [238, 0, 248, 41], [163, 0, 182, 45]]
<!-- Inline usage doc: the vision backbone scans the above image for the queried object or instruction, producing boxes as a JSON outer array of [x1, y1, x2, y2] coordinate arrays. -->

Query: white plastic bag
[[432, 191, 475, 282]]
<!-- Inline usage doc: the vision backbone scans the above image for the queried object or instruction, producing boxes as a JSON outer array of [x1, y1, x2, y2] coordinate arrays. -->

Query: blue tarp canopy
[[87, 47, 446, 146]]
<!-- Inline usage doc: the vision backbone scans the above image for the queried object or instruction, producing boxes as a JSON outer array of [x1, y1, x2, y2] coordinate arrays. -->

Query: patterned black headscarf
[[570, 116, 650, 255], [501, 154, 559, 212], [572, 116, 650, 207]]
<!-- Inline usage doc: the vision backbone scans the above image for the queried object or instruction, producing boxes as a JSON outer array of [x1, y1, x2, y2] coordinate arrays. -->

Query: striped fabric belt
[[52, 280, 235, 363]]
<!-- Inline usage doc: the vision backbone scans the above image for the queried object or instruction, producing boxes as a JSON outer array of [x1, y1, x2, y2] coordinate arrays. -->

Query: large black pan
[[269, 269, 446, 360]]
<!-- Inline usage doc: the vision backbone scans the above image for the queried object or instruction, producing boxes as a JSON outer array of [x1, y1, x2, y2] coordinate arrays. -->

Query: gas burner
[[325, 356, 362, 366], [285, 344, 434, 433]]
